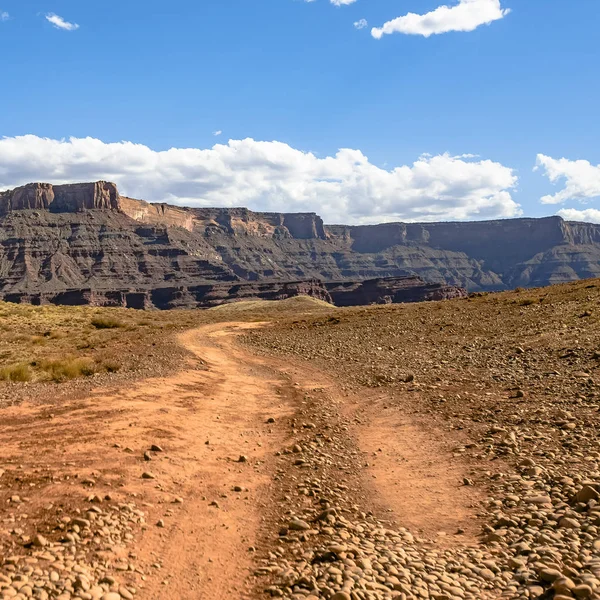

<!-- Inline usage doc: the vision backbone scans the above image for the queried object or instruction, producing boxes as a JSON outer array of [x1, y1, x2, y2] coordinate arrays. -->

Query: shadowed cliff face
[[1, 181, 600, 302]]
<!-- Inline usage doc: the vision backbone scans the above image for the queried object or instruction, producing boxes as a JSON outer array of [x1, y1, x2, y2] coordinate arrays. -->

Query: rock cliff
[[0, 182, 120, 213], [1, 279, 333, 310], [1, 181, 600, 308], [326, 277, 467, 307]]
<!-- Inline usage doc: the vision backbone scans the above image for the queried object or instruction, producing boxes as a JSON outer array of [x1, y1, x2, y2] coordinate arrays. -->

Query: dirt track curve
[[0, 323, 481, 600]]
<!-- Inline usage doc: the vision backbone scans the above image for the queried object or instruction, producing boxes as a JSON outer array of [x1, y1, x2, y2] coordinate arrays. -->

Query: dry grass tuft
[[0, 363, 32, 382], [38, 357, 97, 382], [519, 298, 538, 306], [91, 317, 124, 329]]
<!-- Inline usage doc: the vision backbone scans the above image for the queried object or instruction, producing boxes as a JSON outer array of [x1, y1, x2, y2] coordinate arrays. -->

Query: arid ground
[[1, 283, 599, 600]]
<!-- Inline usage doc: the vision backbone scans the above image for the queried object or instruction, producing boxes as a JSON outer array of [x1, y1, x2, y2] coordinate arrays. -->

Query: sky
[[1, 0, 600, 225]]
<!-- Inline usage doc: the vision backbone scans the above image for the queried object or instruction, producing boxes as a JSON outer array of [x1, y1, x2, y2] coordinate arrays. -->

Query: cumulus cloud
[[0, 135, 520, 224], [213, 130, 223, 137], [536, 154, 600, 205], [556, 208, 600, 224], [0, 11, 8, 21], [372, 0, 510, 39], [45, 13, 79, 31], [354, 18, 368, 30]]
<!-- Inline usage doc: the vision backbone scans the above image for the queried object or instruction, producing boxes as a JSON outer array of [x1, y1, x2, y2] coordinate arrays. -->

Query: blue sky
[[1, 0, 600, 224]]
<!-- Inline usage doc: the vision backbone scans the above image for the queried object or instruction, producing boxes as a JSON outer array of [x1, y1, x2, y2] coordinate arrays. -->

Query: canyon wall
[[1, 181, 600, 309]]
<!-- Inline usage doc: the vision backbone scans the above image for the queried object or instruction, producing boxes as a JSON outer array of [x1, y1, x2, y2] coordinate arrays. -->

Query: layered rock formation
[[0, 276, 464, 310], [326, 277, 467, 307], [1, 181, 600, 309], [1, 279, 332, 310], [0, 182, 120, 213]]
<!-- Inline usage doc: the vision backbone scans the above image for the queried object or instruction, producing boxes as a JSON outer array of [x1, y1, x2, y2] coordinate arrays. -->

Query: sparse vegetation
[[0, 302, 196, 386], [91, 316, 124, 329], [38, 357, 97, 382], [3, 280, 597, 389], [0, 295, 335, 388], [518, 297, 537, 306], [102, 359, 121, 373], [0, 363, 32, 382]]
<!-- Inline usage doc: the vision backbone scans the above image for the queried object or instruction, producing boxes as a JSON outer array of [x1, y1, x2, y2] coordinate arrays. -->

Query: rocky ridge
[[0, 276, 466, 310], [1, 182, 600, 307]]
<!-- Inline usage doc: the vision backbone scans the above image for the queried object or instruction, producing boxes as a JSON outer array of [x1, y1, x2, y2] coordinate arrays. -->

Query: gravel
[[245, 281, 600, 599]]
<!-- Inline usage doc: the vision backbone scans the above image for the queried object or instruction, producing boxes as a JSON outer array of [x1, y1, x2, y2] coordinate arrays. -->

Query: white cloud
[[302, 0, 356, 6], [45, 13, 79, 31], [557, 208, 600, 224], [213, 130, 222, 137], [0, 11, 8, 21], [536, 154, 600, 205], [354, 18, 368, 30], [372, 0, 510, 39], [0, 135, 520, 224]]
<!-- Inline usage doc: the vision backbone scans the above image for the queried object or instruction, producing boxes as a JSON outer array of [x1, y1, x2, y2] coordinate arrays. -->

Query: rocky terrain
[[1, 182, 600, 308], [0, 280, 599, 600], [243, 278, 600, 600]]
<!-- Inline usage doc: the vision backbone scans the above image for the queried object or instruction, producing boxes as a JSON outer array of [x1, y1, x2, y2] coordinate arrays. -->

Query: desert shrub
[[0, 363, 32, 382], [90, 317, 124, 329], [519, 298, 537, 306], [39, 357, 97, 382], [102, 359, 121, 373], [47, 330, 67, 339]]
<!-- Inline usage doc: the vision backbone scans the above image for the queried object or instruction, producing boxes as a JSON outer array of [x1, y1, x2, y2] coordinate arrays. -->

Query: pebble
[[288, 519, 311, 531]]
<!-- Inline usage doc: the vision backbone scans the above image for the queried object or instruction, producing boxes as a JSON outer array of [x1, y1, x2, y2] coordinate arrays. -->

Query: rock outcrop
[[1, 181, 600, 309], [0, 182, 120, 213], [0, 275, 464, 310], [326, 277, 467, 307], [1, 279, 333, 310]]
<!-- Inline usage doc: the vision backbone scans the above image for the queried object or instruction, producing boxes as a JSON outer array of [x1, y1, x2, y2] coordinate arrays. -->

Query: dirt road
[[0, 323, 481, 600]]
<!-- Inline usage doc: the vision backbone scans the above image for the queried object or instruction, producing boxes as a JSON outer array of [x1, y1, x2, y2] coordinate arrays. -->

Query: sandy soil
[[0, 322, 484, 599]]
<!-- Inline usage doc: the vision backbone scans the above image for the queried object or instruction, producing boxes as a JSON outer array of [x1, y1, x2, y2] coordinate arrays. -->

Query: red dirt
[[0, 322, 484, 599]]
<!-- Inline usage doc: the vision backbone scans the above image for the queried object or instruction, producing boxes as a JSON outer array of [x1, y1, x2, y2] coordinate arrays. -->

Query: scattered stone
[[288, 518, 310, 531], [31, 534, 48, 547], [575, 485, 599, 503]]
